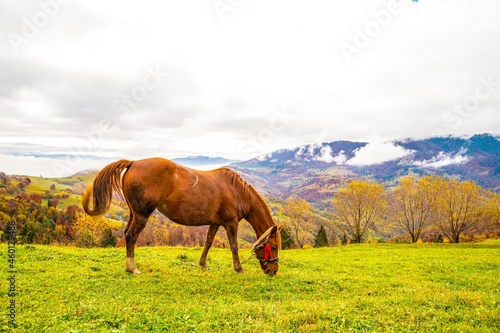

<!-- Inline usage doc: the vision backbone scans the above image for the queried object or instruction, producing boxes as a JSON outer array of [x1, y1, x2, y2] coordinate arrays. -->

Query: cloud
[[346, 142, 413, 166], [0, 154, 111, 178], [313, 146, 348, 164], [0, 0, 499, 176], [313, 145, 335, 163], [412, 149, 470, 169]]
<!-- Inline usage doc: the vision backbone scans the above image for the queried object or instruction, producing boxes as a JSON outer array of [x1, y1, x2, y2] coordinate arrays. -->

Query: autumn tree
[[0, 172, 6, 187], [481, 191, 500, 235], [389, 176, 442, 243], [434, 179, 485, 243], [333, 180, 387, 243], [72, 212, 116, 247], [282, 196, 315, 248]]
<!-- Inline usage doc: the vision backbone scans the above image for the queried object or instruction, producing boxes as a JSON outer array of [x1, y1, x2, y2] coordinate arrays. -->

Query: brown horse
[[82, 158, 281, 275]]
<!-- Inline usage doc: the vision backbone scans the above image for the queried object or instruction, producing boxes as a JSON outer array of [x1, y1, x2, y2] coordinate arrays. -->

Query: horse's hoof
[[126, 268, 141, 274]]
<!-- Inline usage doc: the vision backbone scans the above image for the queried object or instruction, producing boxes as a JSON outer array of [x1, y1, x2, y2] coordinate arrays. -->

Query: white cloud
[[313, 145, 335, 163], [412, 149, 470, 169], [1, 0, 499, 175], [313, 146, 348, 164], [346, 142, 413, 166], [0, 154, 110, 178], [332, 150, 348, 165]]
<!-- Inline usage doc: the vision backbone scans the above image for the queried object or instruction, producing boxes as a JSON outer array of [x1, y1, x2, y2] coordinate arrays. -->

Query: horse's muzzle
[[264, 268, 278, 276]]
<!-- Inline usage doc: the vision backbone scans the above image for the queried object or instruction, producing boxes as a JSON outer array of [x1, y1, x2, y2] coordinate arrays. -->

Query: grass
[[1, 241, 500, 332]]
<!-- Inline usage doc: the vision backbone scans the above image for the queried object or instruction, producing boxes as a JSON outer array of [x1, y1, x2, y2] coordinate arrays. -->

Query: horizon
[[1, 132, 498, 178]]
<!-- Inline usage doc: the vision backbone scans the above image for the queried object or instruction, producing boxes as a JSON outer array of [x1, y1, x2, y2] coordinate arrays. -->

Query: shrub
[[72, 212, 116, 248]]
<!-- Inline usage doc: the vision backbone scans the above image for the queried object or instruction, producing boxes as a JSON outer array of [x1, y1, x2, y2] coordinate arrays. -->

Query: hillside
[[231, 134, 500, 207], [3, 134, 498, 212], [0, 172, 125, 214]]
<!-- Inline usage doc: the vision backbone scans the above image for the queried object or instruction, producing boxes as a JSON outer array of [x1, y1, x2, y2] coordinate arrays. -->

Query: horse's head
[[252, 225, 282, 276]]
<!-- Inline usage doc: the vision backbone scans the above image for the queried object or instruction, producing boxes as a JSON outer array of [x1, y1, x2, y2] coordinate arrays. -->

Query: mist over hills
[[229, 134, 500, 208], [7, 134, 497, 210]]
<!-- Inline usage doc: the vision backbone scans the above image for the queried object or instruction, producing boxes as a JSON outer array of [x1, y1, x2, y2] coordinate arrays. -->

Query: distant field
[[20, 174, 125, 213], [2, 241, 500, 332]]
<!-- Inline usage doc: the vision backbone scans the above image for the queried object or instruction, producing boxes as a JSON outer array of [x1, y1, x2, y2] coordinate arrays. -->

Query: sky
[[1, 0, 499, 177]]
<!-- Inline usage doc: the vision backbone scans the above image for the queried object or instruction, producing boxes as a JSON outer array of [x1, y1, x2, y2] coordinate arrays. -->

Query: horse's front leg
[[199, 224, 219, 269], [224, 222, 245, 273]]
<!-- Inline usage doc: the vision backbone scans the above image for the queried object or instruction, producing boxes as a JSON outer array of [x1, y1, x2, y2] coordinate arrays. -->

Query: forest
[[0, 171, 499, 249]]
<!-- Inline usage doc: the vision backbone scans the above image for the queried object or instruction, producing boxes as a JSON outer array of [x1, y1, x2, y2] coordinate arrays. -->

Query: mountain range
[[214, 134, 500, 208], [63, 134, 498, 209]]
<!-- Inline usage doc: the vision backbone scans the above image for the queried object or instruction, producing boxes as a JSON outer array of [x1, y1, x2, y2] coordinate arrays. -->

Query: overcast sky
[[1, 0, 499, 177]]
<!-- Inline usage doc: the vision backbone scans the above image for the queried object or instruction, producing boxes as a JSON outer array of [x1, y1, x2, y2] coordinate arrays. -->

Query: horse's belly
[[157, 203, 215, 227]]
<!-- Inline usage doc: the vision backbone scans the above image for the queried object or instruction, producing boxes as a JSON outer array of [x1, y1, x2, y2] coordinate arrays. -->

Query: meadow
[[1, 241, 500, 332]]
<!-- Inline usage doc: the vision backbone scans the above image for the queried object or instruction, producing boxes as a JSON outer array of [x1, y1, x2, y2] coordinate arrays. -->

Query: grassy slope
[[1, 241, 499, 332], [21, 174, 125, 214]]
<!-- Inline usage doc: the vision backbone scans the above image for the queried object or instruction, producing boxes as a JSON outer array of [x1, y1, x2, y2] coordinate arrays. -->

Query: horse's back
[[122, 158, 243, 225]]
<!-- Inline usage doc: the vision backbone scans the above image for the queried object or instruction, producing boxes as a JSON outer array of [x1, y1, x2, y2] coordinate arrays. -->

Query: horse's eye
[[271, 246, 277, 251]]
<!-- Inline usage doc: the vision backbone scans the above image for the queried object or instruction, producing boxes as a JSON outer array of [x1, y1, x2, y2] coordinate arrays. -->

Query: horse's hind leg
[[124, 210, 133, 236], [199, 224, 220, 269], [125, 214, 149, 274]]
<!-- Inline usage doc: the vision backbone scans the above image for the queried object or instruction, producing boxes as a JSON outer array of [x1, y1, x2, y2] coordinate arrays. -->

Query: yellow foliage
[[416, 238, 424, 244], [333, 180, 387, 243], [152, 225, 170, 246], [73, 212, 114, 247], [302, 244, 313, 249]]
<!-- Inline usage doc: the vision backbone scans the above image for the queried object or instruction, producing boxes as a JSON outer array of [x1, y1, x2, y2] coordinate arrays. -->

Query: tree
[[100, 228, 117, 247], [314, 225, 329, 247], [48, 198, 59, 208], [481, 191, 500, 235], [333, 180, 387, 243], [389, 176, 441, 243], [72, 212, 116, 248], [0, 172, 6, 187], [282, 196, 315, 248], [279, 226, 294, 249], [434, 179, 485, 243]]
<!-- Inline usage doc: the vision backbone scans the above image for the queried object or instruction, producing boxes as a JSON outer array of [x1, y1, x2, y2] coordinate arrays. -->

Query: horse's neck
[[246, 191, 275, 238]]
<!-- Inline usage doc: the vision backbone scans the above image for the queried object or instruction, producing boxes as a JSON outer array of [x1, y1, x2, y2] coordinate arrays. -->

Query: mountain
[[230, 134, 500, 208], [172, 156, 239, 169]]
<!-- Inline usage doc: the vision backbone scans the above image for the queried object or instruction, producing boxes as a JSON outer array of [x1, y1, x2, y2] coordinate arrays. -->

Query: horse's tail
[[82, 159, 133, 216]]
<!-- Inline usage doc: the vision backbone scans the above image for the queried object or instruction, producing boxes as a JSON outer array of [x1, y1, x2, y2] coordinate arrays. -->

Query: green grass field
[[2, 241, 500, 332]]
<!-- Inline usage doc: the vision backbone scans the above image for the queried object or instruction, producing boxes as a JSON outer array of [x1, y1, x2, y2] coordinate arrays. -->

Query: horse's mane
[[219, 168, 274, 221]]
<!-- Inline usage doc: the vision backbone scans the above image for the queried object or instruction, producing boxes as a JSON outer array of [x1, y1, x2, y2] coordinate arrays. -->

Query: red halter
[[264, 243, 273, 261], [250, 226, 279, 265]]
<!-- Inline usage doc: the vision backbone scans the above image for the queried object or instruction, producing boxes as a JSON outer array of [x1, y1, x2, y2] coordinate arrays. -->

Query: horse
[[82, 157, 281, 276]]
